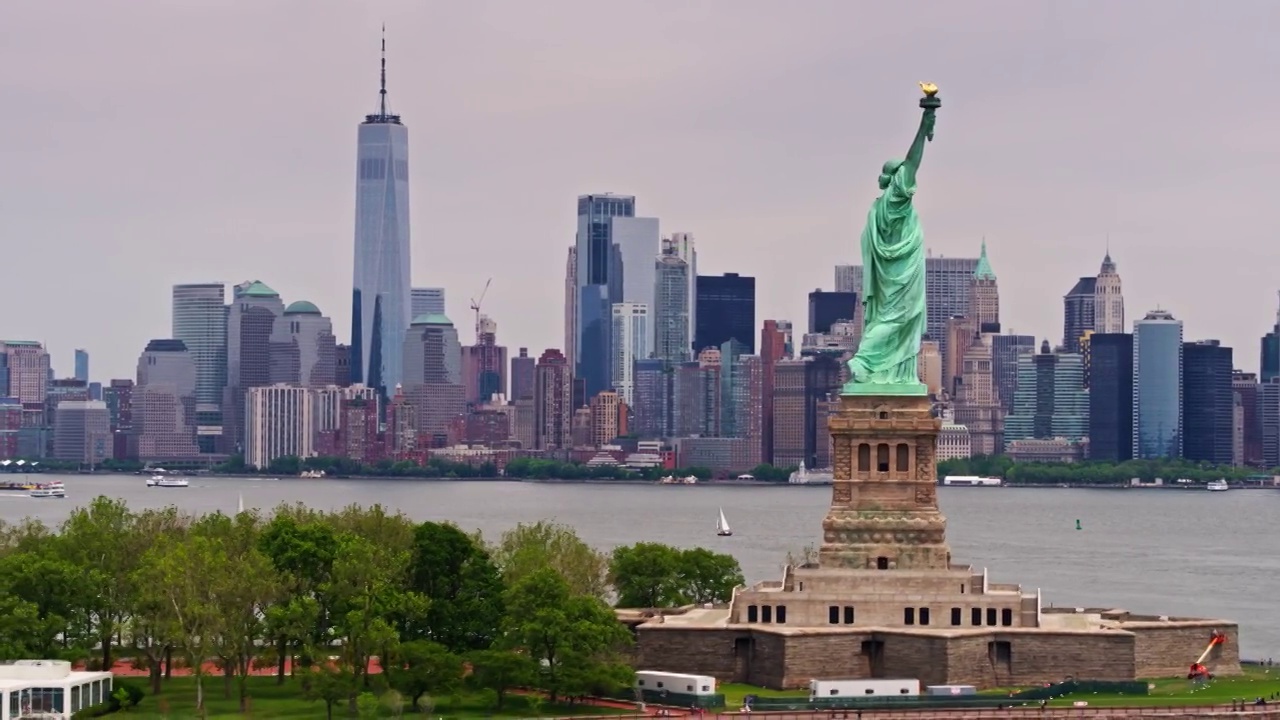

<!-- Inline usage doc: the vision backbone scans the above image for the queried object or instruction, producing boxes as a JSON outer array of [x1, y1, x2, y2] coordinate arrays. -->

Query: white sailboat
[[716, 507, 733, 537]]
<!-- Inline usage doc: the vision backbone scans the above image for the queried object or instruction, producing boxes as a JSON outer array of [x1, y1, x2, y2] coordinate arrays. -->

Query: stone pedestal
[[819, 394, 950, 570]]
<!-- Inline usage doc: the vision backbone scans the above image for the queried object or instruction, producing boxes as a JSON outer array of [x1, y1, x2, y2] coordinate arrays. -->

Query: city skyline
[[3, 2, 1279, 379]]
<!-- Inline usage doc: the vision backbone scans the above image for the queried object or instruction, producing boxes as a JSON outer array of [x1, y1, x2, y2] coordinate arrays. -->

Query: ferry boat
[[1206, 479, 1230, 492], [146, 476, 190, 488], [941, 475, 1003, 487], [30, 481, 66, 499], [788, 461, 834, 485]]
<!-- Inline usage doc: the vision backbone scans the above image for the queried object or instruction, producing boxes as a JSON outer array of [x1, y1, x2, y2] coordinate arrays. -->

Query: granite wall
[[636, 623, 1241, 690], [941, 631, 1137, 687], [1131, 623, 1241, 678]]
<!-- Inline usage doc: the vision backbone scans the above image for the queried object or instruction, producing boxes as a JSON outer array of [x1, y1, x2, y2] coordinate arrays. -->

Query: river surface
[[2, 475, 1277, 659]]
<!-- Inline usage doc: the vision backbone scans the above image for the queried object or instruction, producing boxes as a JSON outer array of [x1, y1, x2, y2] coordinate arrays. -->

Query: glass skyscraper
[[610, 302, 650, 406], [351, 35, 411, 396], [411, 287, 445, 319], [1182, 340, 1233, 466], [695, 273, 756, 354], [574, 194, 659, 397], [1132, 310, 1183, 459], [1003, 341, 1089, 443], [172, 283, 228, 453], [73, 349, 89, 383], [1088, 333, 1134, 462], [653, 249, 691, 363]]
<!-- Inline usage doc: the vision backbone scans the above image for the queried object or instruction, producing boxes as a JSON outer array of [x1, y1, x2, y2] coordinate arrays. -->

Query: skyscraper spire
[[973, 237, 996, 280], [379, 24, 388, 118]]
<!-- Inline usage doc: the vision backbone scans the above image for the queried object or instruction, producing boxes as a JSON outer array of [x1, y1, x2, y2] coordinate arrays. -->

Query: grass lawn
[[718, 682, 806, 708], [1041, 665, 1280, 707], [118, 675, 630, 719]]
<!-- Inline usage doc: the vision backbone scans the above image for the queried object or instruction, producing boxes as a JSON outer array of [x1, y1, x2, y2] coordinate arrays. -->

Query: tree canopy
[[610, 543, 744, 608], [0, 498, 754, 714], [938, 455, 1271, 485]]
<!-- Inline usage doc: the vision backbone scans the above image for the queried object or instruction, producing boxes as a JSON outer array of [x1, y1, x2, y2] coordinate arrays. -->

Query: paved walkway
[[87, 657, 383, 677]]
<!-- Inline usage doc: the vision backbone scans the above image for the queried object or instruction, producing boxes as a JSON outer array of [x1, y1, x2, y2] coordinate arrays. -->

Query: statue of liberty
[[843, 82, 940, 396]]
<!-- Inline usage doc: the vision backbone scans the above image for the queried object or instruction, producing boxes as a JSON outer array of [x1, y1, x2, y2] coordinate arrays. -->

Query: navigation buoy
[[1075, 519, 1082, 530]]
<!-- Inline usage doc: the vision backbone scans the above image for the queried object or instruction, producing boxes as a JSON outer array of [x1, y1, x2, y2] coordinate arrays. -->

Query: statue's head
[[878, 159, 903, 190]]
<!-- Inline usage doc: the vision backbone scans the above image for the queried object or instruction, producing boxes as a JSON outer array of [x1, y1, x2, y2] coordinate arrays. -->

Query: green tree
[[609, 542, 684, 608], [135, 532, 229, 711], [325, 532, 424, 698], [501, 567, 631, 702], [0, 595, 45, 659], [466, 649, 535, 709], [609, 543, 743, 608], [0, 549, 88, 657], [59, 496, 141, 670], [266, 455, 302, 476], [123, 507, 190, 694], [259, 511, 340, 680], [491, 521, 609, 599], [0, 517, 53, 554], [678, 547, 744, 604], [306, 665, 357, 720], [405, 521, 505, 652], [384, 640, 463, 711], [196, 511, 281, 711], [356, 691, 381, 719]]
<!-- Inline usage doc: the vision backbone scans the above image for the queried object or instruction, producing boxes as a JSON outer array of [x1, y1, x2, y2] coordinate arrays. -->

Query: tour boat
[[1206, 479, 1230, 492], [30, 481, 66, 499], [716, 507, 733, 537], [146, 476, 190, 488]]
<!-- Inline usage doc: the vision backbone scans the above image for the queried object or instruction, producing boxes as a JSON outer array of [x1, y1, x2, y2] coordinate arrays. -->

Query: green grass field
[[718, 682, 805, 708], [117, 675, 628, 719], [1040, 666, 1280, 707]]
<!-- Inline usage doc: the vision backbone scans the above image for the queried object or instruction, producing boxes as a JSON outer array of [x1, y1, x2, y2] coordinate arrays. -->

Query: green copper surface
[[973, 239, 995, 280], [842, 88, 940, 397]]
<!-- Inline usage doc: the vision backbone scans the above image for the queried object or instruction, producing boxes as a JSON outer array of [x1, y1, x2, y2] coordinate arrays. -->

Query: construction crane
[[469, 278, 492, 342]]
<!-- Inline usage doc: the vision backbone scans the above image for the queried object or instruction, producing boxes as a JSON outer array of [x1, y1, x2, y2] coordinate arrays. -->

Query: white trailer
[[809, 679, 921, 698], [635, 671, 717, 696], [926, 684, 977, 696]]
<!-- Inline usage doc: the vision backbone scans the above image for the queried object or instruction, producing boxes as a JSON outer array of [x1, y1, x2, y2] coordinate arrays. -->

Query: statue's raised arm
[[901, 82, 940, 186]]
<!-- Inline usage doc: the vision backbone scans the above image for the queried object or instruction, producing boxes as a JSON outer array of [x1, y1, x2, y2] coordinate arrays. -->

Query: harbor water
[[2, 475, 1275, 659]]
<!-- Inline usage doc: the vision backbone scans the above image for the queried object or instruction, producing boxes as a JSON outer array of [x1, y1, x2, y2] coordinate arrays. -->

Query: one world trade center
[[351, 29, 411, 397]]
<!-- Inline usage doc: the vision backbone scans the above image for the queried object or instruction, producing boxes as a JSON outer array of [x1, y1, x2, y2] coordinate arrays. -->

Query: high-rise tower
[[969, 240, 999, 331], [663, 234, 697, 349], [172, 283, 228, 453], [1261, 292, 1280, 383], [653, 247, 691, 363], [1093, 251, 1125, 334], [573, 194, 659, 398], [1133, 309, 1184, 459], [1182, 340, 1233, 466], [351, 28, 412, 397]]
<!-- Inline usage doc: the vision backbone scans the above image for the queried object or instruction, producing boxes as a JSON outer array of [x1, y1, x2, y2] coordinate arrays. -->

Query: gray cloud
[[1, 0, 1276, 377]]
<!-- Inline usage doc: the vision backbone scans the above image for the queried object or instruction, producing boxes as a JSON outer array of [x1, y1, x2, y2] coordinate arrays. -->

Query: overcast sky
[[2, 0, 1277, 380]]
